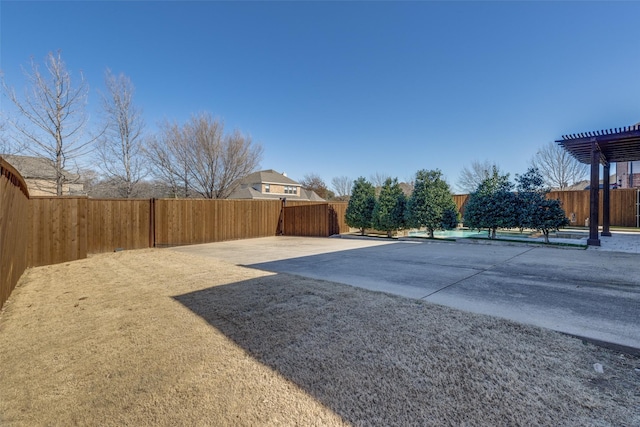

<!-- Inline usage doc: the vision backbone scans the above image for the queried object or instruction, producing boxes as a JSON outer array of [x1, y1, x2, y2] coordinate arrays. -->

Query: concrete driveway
[[170, 236, 640, 353]]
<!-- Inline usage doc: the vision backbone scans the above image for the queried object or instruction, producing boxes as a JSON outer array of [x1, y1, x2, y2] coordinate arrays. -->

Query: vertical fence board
[[86, 199, 151, 253], [547, 189, 637, 228], [0, 158, 30, 310], [28, 197, 88, 267], [153, 199, 283, 247]]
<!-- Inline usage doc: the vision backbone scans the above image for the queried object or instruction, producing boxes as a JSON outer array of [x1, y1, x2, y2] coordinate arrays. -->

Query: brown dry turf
[[0, 248, 638, 426]]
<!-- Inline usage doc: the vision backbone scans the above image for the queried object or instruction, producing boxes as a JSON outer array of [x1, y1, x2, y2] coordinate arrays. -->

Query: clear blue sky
[[2, 1, 640, 192]]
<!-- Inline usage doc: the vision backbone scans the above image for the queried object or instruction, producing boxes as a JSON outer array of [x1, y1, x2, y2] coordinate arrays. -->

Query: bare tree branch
[[456, 160, 503, 194], [2, 51, 96, 195], [530, 142, 588, 190], [97, 69, 147, 197], [369, 172, 390, 189], [331, 175, 352, 198], [300, 173, 332, 200], [144, 120, 190, 198], [145, 113, 262, 199]]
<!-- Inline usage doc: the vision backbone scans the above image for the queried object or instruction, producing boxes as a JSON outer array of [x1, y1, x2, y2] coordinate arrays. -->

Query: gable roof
[[239, 169, 299, 186], [2, 155, 79, 181], [228, 169, 325, 201]]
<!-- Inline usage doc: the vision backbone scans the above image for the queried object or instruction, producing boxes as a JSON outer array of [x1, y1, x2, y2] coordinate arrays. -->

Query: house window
[[264, 184, 270, 193], [283, 186, 297, 195]]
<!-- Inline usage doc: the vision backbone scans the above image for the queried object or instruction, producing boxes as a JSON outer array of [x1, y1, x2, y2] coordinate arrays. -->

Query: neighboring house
[[615, 161, 640, 189], [228, 169, 325, 201], [2, 154, 84, 196], [565, 176, 618, 191]]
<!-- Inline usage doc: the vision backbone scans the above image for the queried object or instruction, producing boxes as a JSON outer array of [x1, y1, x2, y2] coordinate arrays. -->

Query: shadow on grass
[[172, 272, 628, 426]]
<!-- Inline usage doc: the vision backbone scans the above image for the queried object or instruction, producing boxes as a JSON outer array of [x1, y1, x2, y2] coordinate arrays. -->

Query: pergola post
[[602, 163, 611, 237], [587, 140, 600, 246]]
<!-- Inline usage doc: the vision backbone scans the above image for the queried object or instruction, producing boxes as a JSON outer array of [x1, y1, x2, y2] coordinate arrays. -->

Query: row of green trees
[[464, 167, 569, 243], [345, 167, 569, 243], [345, 170, 458, 238]]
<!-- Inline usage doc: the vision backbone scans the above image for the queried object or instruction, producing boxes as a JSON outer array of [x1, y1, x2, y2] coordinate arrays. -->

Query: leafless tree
[[183, 113, 262, 199], [331, 175, 352, 200], [530, 142, 588, 190], [369, 172, 390, 188], [0, 118, 12, 154], [145, 120, 191, 198], [456, 160, 503, 194], [2, 51, 96, 195], [145, 113, 262, 199], [369, 171, 390, 196], [97, 69, 147, 198], [300, 173, 332, 199]]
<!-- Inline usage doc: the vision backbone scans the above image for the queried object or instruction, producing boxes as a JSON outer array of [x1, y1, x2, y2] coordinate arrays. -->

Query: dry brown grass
[[0, 248, 638, 426]]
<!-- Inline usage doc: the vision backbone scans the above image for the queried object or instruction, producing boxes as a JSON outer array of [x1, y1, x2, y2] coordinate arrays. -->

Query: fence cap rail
[[0, 156, 30, 198]]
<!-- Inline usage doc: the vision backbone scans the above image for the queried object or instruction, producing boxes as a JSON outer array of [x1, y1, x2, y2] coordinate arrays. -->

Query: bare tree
[[2, 51, 96, 195], [183, 113, 262, 199], [145, 113, 262, 199], [369, 171, 390, 196], [369, 172, 390, 189], [331, 175, 352, 200], [456, 160, 502, 194], [97, 69, 146, 198], [145, 120, 190, 198], [216, 129, 263, 198], [300, 173, 332, 200], [0, 118, 12, 154], [530, 142, 587, 190]]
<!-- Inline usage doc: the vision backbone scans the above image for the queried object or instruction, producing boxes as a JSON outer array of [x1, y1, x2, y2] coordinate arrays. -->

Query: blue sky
[[2, 1, 640, 192]]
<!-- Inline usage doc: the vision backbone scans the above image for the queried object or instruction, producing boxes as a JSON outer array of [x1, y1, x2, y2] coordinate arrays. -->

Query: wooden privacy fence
[[2, 195, 346, 309], [0, 157, 29, 310], [153, 199, 283, 247], [548, 190, 639, 228], [282, 202, 349, 237], [454, 189, 639, 228]]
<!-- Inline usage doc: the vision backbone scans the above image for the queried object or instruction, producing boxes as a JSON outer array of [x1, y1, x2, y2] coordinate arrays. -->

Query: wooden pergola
[[556, 124, 640, 246]]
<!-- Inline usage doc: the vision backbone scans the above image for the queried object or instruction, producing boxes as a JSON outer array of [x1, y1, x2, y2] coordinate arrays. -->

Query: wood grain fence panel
[[0, 158, 30, 310], [28, 197, 88, 267], [610, 189, 638, 227], [153, 199, 282, 247], [547, 189, 638, 228], [328, 202, 349, 235], [453, 195, 470, 218], [283, 204, 329, 237], [86, 199, 151, 253]]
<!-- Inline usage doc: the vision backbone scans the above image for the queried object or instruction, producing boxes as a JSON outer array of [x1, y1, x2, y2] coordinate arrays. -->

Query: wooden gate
[[282, 202, 349, 237]]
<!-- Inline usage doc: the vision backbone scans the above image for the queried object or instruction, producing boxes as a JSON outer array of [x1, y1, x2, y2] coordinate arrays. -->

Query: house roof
[[228, 169, 325, 201], [2, 155, 80, 180], [239, 169, 299, 186], [227, 185, 325, 202], [302, 188, 325, 201]]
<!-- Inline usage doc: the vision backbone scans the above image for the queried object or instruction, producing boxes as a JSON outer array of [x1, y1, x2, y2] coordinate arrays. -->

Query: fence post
[[278, 198, 286, 235], [149, 198, 156, 248]]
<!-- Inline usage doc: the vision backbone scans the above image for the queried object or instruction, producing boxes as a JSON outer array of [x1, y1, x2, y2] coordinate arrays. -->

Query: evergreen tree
[[463, 166, 517, 239], [515, 167, 547, 231], [515, 167, 569, 242], [372, 177, 406, 238], [406, 169, 458, 238], [441, 207, 460, 230], [345, 177, 376, 235]]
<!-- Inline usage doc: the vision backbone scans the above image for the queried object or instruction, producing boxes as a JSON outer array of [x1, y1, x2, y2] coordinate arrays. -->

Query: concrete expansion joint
[[420, 247, 537, 299]]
